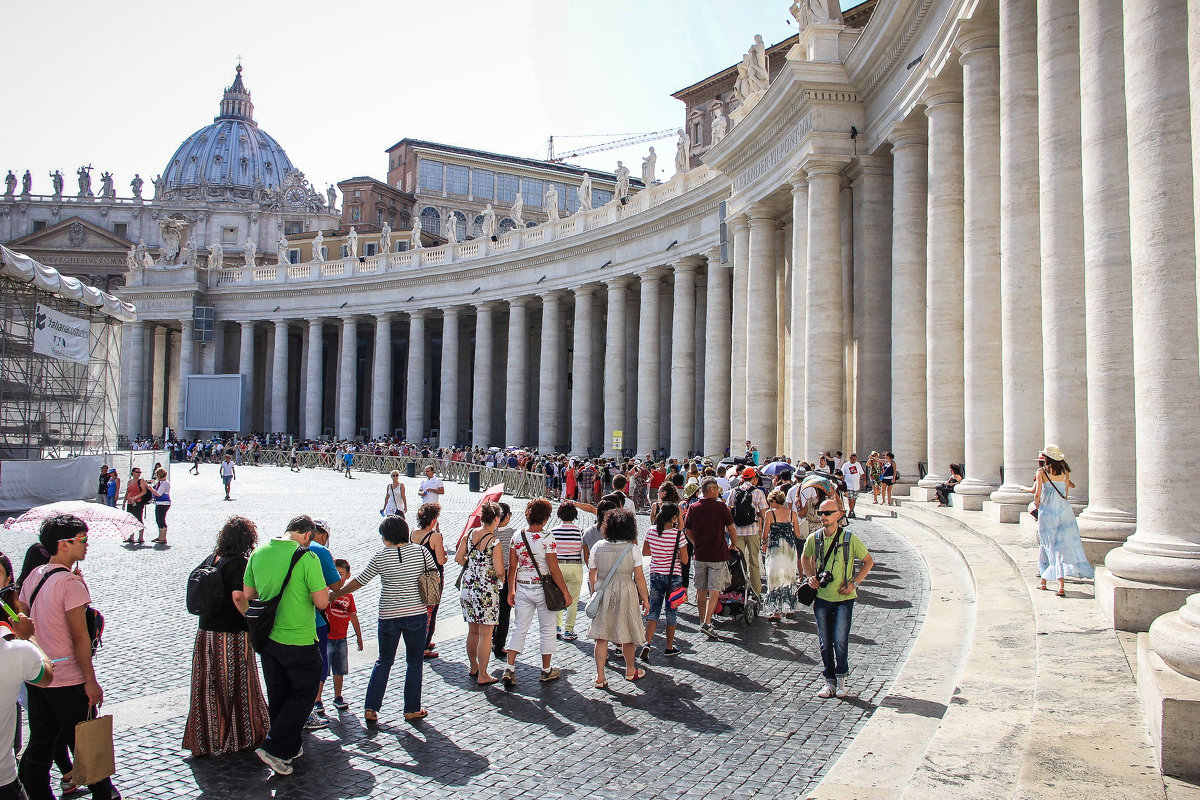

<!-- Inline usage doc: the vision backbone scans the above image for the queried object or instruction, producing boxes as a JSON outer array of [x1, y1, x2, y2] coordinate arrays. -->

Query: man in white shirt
[[1, 613, 54, 799], [841, 453, 864, 519], [418, 466, 445, 505], [220, 453, 236, 500]]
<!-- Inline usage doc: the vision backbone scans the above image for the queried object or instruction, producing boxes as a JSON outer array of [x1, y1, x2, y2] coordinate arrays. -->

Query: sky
[[2, 0, 856, 196]]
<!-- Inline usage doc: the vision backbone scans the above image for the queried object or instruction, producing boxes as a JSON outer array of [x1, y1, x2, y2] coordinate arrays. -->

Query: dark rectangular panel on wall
[[719, 201, 728, 264]]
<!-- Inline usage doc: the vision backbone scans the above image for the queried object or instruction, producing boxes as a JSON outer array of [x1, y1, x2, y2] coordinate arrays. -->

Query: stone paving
[[2, 462, 928, 800]]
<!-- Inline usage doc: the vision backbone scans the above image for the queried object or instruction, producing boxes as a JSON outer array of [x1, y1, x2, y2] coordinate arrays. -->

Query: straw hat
[[683, 480, 701, 498], [1038, 443, 1066, 462]]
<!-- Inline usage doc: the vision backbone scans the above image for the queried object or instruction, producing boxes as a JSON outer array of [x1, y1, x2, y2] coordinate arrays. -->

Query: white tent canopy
[[0, 244, 136, 322]]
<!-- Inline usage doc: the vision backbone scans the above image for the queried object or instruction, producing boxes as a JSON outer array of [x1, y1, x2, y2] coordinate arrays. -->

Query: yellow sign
[[612, 430, 623, 451]]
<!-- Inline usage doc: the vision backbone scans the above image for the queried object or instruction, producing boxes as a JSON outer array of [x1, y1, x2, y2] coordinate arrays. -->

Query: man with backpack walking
[[728, 468, 767, 598], [234, 515, 330, 776]]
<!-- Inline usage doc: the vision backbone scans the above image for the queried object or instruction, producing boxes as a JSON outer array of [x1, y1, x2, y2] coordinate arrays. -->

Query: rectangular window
[[565, 184, 580, 213], [377, 210, 383, 225], [221, 226, 238, 244], [354, 190, 361, 198], [364, 242, 377, 256], [592, 189, 612, 207], [31, 220, 46, 232], [288, 249, 300, 264], [471, 169, 494, 200], [113, 223, 127, 239], [350, 207, 361, 222], [496, 173, 518, 205], [445, 165, 469, 196], [521, 178, 543, 208], [418, 159, 444, 193], [551, 182, 569, 211], [284, 220, 303, 235]]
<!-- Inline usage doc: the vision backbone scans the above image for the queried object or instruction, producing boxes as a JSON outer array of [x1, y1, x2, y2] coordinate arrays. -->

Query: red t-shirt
[[326, 593, 357, 640], [685, 497, 735, 563], [649, 469, 666, 489]]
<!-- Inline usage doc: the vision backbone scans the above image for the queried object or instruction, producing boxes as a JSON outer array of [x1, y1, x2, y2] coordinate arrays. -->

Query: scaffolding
[[0, 273, 123, 459]]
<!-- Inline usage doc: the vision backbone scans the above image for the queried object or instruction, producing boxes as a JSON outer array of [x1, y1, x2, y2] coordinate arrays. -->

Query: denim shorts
[[646, 572, 683, 626], [329, 637, 349, 676], [317, 626, 330, 682]]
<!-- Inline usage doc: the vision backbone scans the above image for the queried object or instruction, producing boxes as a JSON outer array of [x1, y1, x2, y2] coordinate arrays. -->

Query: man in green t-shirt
[[801, 498, 874, 700], [237, 515, 330, 775]]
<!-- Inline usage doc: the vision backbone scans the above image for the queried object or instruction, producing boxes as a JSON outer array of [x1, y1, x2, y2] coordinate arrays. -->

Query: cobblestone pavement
[[4, 463, 928, 799]]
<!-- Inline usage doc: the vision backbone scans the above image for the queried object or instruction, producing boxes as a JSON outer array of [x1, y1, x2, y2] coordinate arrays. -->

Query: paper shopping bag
[[72, 714, 115, 786]]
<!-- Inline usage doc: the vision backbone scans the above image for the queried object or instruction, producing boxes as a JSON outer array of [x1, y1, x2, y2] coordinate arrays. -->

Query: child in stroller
[[712, 547, 760, 625]]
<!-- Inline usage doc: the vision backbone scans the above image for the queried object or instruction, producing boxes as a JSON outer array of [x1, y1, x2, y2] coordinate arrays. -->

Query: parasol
[[4, 500, 144, 540], [455, 483, 505, 548]]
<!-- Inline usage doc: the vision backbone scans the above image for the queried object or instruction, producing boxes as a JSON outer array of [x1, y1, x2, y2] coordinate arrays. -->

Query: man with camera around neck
[[800, 498, 874, 699]]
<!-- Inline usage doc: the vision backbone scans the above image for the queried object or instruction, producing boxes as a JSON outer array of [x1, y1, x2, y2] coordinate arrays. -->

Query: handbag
[[797, 530, 842, 607], [72, 710, 115, 786], [666, 529, 688, 610], [245, 546, 308, 653], [416, 546, 443, 607], [585, 543, 633, 618], [522, 530, 568, 611]]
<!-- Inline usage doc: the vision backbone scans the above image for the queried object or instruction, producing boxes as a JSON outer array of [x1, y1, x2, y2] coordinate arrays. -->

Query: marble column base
[[1136, 630, 1200, 781], [917, 473, 946, 489], [1078, 511, 1137, 567], [949, 492, 985, 512], [1095, 566, 1196, 632], [908, 487, 939, 503], [982, 500, 1023, 524]]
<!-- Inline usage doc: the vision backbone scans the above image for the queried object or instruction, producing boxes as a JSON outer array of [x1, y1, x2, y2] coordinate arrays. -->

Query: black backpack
[[731, 487, 758, 526], [186, 555, 226, 616]]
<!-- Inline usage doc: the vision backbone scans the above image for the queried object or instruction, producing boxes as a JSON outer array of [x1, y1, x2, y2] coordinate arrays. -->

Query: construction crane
[[546, 129, 676, 163]]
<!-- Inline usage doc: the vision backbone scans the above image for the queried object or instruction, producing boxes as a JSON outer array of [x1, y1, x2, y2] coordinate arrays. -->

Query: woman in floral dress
[[761, 489, 801, 620], [456, 501, 505, 684]]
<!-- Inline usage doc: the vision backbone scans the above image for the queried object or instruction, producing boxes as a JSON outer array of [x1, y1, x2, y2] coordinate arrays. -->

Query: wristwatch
[[851, 580, 860, 588]]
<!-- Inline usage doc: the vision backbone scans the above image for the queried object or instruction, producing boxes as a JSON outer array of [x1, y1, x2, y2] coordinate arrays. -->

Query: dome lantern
[[217, 64, 255, 124]]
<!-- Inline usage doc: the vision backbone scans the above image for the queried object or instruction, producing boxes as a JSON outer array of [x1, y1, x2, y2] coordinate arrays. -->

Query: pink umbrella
[[455, 483, 505, 549], [4, 500, 144, 540]]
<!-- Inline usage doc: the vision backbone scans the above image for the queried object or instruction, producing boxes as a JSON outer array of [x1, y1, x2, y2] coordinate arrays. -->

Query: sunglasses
[[817, 510, 840, 517], [65, 533, 88, 544]]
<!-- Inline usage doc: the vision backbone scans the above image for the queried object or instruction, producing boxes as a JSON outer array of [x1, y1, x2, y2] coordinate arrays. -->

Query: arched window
[[446, 210, 468, 243], [498, 217, 517, 234], [400, 211, 411, 229], [525, 220, 537, 228], [471, 215, 485, 239], [419, 206, 441, 236]]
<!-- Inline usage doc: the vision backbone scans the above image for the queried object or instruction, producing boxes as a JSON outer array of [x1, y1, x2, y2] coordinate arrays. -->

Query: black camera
[[816, 571, 833, 588]]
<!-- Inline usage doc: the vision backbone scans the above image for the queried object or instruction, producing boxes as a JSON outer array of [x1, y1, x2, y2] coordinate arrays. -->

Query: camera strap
[[815, 530, 842, 578]]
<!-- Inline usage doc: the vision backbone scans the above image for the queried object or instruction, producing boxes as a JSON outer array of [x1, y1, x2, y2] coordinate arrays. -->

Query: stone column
[[636, 268, 664, 456], [1039, 0, 1089, 505], [537, 294, 563, 452], [887, 127, 928, 484], [603, 278, 629, 456], [728, 214, 750, 453], [849, 158, 893, 451], [745, 205, 778, 455], [570, 286, 596, 456], [150, 326, 167, 435], [177, 319, 195, 438], [271, 320, 290, 434], [336, 317, 357, 439], [955, 28, 1004, 507], [671, 258, 699, 459], [788, 175, 809, 460], [238, 322, 256, 435], [472, 304, 494, 448], [703, 246, 732, 458], [1077, 0, 1136, 551], [371, 314, 393, 439], [405, 311, 427, 442], [126, 321, 146, 438], [916, 84, 966, 491], [439, 308, 461, 447], [304, 319, 323, 439], [505, 298, 530, 447], [988, 0, 1045, 520], [804, 162, 846, 458], [1101, 0, 1200, 629]]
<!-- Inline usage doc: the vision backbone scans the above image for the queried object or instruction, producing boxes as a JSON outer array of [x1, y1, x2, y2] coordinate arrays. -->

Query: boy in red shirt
[[328, 559, 363, 711]]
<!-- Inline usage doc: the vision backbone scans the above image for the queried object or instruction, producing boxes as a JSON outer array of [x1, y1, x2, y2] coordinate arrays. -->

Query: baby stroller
[[712, 547, 760, 625]]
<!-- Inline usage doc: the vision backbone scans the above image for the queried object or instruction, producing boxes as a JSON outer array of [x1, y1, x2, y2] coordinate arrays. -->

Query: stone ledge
[[949, 492, 984, 511], [1096, 566, 1196, 633], [982, 499, 1023, 523], [907, 487, 939, 503], [1138, 633, 1200, 783]]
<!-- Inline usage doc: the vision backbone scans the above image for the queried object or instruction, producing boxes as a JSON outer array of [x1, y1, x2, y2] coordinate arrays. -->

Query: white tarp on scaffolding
[[0, 455, 104, 513]]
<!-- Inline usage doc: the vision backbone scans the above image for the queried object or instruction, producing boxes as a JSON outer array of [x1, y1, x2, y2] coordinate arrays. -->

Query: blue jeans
[[646, 573, 682, 626], [812, 597, 854, 682], [365, 614, 427, 714]]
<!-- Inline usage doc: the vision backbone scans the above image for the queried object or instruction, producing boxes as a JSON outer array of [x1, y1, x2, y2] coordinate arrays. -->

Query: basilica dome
[[161, 66, 295, 193]]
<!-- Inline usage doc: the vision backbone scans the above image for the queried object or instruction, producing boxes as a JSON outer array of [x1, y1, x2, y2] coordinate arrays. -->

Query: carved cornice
[[859, 0, 936, 101]]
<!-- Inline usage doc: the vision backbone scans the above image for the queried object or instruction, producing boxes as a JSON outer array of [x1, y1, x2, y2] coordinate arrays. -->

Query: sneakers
[[313, 701, 326, 717], [664, 646, 682, 657], [285, 745, 304, 764], [502, 668, 515, 687], [333, 696, 350, 711], [561, 630, 578, 641], [256, 747, 294, 776], [60, 777, 83, 796], [700, 622, 718, 639], [638, 645, 651, 662], [303, 711, 328, 730], [816, 682, 836, 699], [836, 675, 852, 698], [539, 667, 561, 682]]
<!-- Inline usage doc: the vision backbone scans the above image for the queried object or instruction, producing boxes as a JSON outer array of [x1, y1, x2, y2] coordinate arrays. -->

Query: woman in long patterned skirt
[[762, 489, 801, 620], [183, 517, 270, 755]]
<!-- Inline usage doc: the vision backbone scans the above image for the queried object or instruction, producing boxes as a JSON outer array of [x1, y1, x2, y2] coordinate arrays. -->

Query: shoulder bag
[[244, 546, 308, 653], [30, 567, 105, 654], [415, 541, 444, 607], [666, 530, 688, 610], [523, 530, 568, 611], [796, 531, 841, 607], [585, 543, 633, 618]]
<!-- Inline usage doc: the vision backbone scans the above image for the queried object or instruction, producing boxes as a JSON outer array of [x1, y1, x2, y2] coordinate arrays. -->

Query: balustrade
[[252, 267, 277, 282], [320, 261, 345, 276]]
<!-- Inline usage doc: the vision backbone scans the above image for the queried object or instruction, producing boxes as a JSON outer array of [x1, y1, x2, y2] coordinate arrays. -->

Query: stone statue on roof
[[126, 245, 138, 271], [209, 239, 223, 270], [22, 170, 32, 196], [348, 226, 358, 259], [614, 161, 630, 201], [445, 212, 459, 243], [277, 233, 289, 264], [311, 230, 324, 262], [411, 216, 423, 250], [545, 185, 560, 221], [99, 171, 115, 199], [326, 185, 337, 210], [481, 204, 497, 239], [641, 147, 657, 186], [49, 170, 64, 197], [77, 166, 93, 198], [4, 171, 15, 197], [379, 221, 392, 254], [675, 129, 692, 175], [244, 238, 256, 267], [790, 0, 843, 29], [579, 174, 593, 211], [711, 104, 729, 144], [130, 174, 144, 199], [511, 192, 524, 227]]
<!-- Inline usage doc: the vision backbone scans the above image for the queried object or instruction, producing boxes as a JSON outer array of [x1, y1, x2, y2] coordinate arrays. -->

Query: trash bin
[[406, 462, 417, 479], [468, 471, 481, 493]]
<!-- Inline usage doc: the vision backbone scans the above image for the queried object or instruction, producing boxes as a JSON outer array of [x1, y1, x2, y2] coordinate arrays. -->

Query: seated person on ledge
[[935, 463, 964, 507]]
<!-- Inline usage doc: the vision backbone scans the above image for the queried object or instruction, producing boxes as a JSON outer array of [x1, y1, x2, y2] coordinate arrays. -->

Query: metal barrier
[[254, 450, 550, 499]]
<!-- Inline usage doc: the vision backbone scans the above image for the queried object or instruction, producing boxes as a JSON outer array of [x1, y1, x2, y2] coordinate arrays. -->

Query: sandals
[[404, 709, 428, 722], [364, 709, 378, 724], [423, 649, 439, 659], [477, 676, 499, 686], [468, 669, 478, 677], [502, 668, 515, 687], [594, 679, 609, 689], [539, 668, 561, 682], [1055, 589, 1066, 597], [625, 668, 646, 681]]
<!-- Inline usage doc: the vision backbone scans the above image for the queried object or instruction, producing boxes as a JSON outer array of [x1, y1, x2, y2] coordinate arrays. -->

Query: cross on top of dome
[[217, 64, 254, 124]]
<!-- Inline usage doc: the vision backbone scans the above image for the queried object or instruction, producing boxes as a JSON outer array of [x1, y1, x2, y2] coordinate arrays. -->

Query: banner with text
[[32, 304, 90, 364]]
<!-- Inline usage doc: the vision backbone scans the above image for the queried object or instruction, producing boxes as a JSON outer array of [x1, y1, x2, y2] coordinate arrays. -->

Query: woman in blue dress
[[1031, 444, 1094, 596]]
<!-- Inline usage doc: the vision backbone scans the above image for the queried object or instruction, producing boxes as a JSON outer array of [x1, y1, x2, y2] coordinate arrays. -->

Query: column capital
[[846, 154, 892, 186], [408, 308, 431, 320], [704, 245, 723, 265], [570, 283, 598, 298], [442, 305, 463, 319], [474, 300, 499, 314], [540, 290, 566, 307], [789, 170, 809, 189], [272, 318, 292, 329], [922, 77, 964, 111], [639, 265, 667, 281], [672, 255, 704, 273], [799, 158, 848, 178], [728, 213, 751, 233], [238, 319, 258, 329], [606, 275, 631, 291], [747, 202, 778, 223], [955, 21, 999, 58], [509, 296, 533, 310], [373, 311, 394, 323], [885, 119, 928, 149], [339, 314, 359, 324]]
